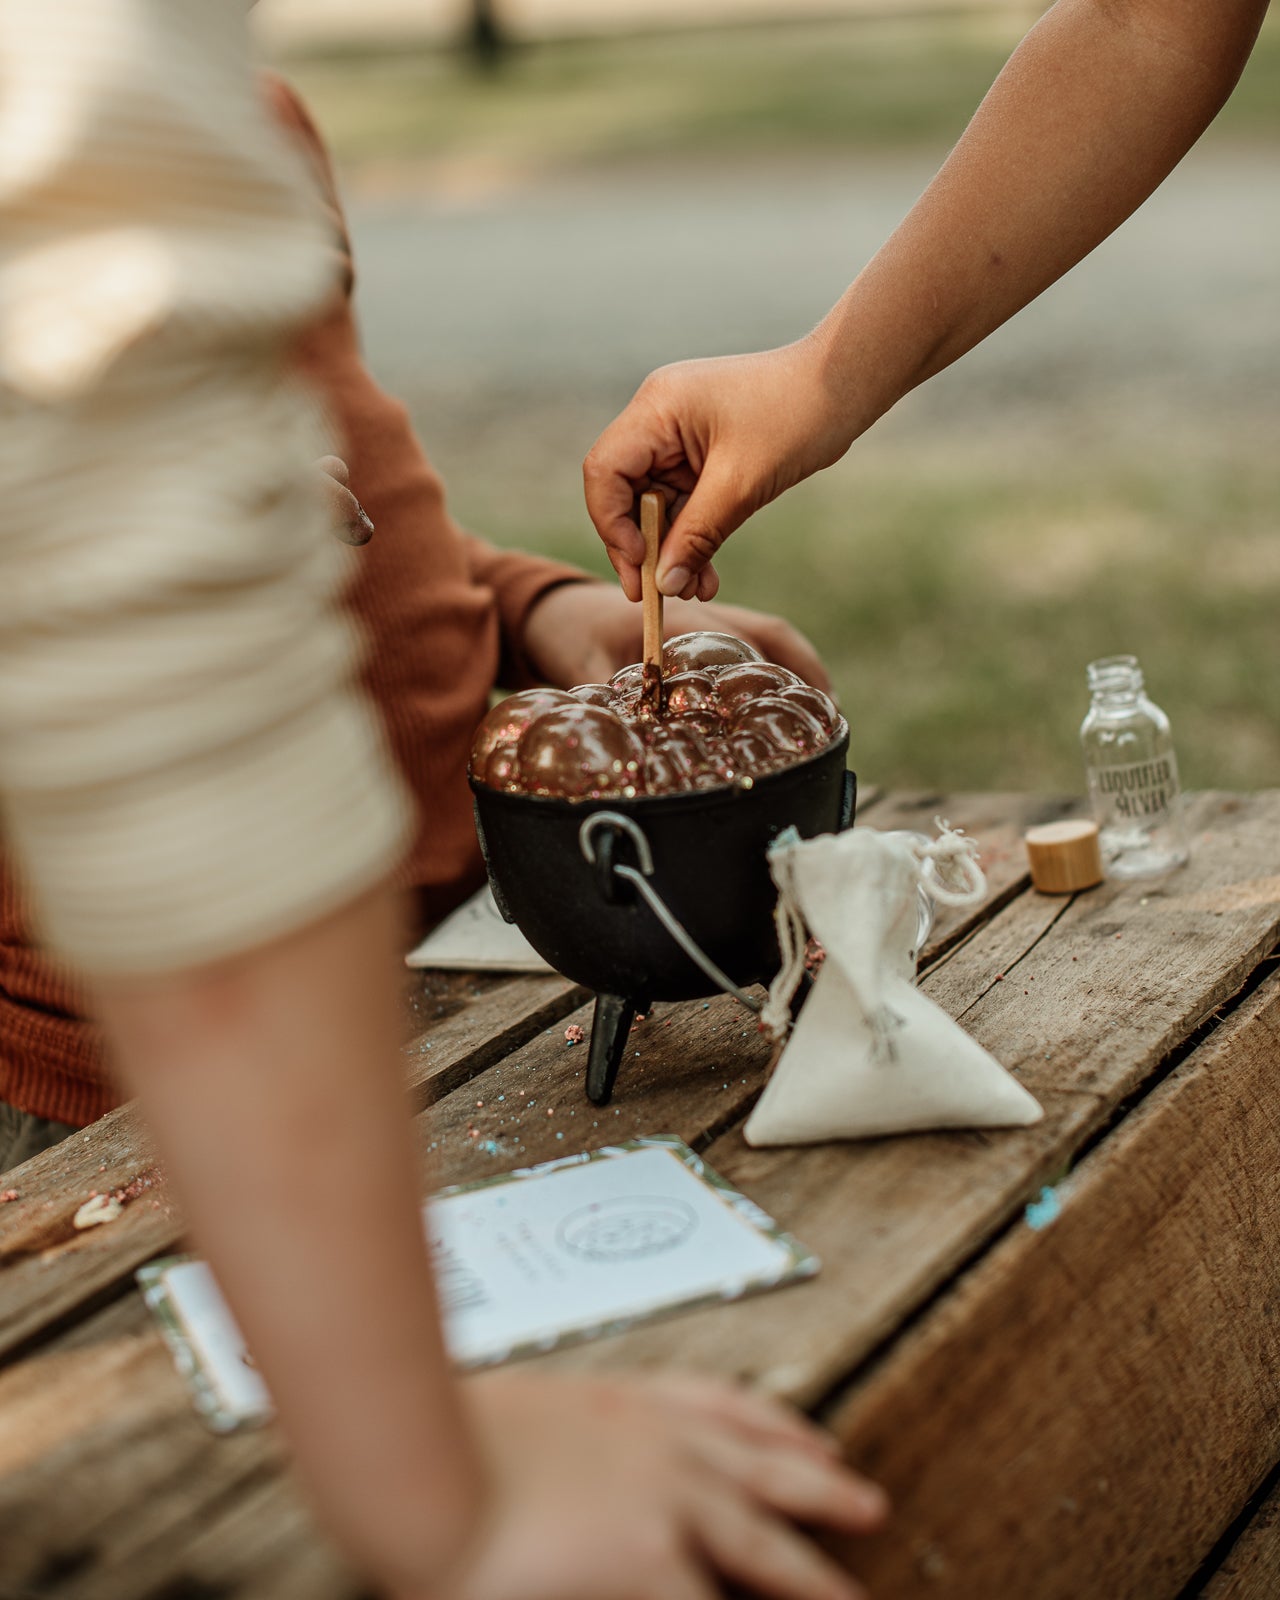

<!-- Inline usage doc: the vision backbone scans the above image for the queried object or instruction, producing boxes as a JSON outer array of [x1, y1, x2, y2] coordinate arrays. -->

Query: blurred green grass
[[470, 442, 1280, 794], [277, 13, 1280, 794], [280, 9, 1280, 172]]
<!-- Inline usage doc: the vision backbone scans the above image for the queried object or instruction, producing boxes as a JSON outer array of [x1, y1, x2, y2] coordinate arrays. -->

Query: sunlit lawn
[[277, 13, 1280, 794], [466, 438, 1280, 795], [281, 11, 1280, 172]]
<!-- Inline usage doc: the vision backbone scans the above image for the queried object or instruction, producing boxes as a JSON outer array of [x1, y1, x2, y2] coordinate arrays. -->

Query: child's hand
[[582, 337, 855, 605], [424, 1369, 887, 1600], [522, 583, 830, 692], [317, 454, 375, 545]]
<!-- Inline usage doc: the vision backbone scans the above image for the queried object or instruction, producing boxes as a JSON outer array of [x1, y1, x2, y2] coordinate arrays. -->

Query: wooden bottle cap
[[1024, 819, 1104, 894]]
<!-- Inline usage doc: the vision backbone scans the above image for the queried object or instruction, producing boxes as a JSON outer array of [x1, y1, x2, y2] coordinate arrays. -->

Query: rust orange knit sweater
[[0, 78, 588, 1127]]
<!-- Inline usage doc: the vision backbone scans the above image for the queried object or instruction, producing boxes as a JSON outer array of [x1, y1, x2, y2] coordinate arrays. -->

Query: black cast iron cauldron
[[470, 728, 855, 1106]]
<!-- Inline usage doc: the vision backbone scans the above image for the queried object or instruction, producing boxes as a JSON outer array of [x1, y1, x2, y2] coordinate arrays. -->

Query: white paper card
[[404, 886, 552, 972], [139, 1139, 818, 1432]]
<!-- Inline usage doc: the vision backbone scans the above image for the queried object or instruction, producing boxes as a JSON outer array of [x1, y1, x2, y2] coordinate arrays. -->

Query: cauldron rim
[[468, 717, 849, 814]]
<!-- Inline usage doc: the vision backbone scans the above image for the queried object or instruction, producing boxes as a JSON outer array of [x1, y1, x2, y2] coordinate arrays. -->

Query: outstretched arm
[[0, 15, 887, 1595], [584, 0, 1270, 599]]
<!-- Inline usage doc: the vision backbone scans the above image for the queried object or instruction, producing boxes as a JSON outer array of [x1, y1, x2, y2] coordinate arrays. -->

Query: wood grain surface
[[540, 792, 1280, 1406], [1201, 1476, 1280, 1600], [1, 791, 1276, 1600], [826, 968, 1280, 1600], [0, 974, 586, 1362]]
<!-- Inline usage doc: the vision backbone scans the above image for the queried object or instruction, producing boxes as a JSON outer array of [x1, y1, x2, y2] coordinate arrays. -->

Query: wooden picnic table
[[2, 788, 1278, 1600]]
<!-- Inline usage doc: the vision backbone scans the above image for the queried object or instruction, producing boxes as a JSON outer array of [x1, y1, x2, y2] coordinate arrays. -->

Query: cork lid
[[1024, 819, 1104, 895]]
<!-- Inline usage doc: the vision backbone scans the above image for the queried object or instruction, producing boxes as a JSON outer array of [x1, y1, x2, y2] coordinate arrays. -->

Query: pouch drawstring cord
[[916, 817, 987, 907], [759, 851, 809, 1045], [759, 819, 988, 1049]]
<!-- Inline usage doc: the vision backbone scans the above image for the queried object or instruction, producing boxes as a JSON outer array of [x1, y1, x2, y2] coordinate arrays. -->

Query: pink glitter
[[109, 1167, 163, 1206]]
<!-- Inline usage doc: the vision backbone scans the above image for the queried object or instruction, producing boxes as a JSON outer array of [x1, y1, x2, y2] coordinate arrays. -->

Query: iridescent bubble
[[661, 631, 763, 676], [645, 723, 713, 787], [731, 694, 828, 758], [725, 730, 789, 779], [470, 689, 574, 786], [777, 684, 839, 736], [471, 634, 840, 800], [661, 670, 719, 718], [714, 662, 804, 714], [644, 746, 685, 793], [674, 710, 725, 744], [609, 662, 648, 697], [568, 683, 619, 710], [517, 705, 648, 800]]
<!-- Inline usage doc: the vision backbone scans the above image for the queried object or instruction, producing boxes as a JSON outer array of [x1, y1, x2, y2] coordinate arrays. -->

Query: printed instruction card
[[404, 885, 552, 972], [139, 1137, 819, 1432]]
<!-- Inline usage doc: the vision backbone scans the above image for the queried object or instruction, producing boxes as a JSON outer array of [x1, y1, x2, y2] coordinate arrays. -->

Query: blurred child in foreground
[[0, 8, 881, 1599], [0, 73, 824, 1167]]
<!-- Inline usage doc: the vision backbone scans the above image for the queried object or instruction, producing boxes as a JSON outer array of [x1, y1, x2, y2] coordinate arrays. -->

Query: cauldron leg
[[586, 993, 635, 1106]]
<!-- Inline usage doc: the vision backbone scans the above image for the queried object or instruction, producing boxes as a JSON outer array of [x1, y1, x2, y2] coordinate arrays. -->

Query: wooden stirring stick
[[640, 490, 666, 716]]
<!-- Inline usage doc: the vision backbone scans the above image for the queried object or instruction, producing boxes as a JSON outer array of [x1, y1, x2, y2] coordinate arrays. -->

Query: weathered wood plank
[[0, 785, 1041, 1598], [0, 1287, 358, 1599], [419, 989, 773, 1182], [0, 989, 798, 1600], [865, 790, 1081, 964], [982, 791, 1280, 1108], [403, 972, 587, 1109], [536, 879, 1080, 1399], [822, 968, 1280, 1600], [851, 782, 884, 817], [0, 1106, 173, 1362], [0, 1319, 292, 1597], [1201, 1477, 1280, 1600], [0, 789, 1040, 1371], [404, 967, 504, 1033], [543, 792, 1280, 1403], [6, 793, 1274, 1600], [148, 1476, 362, 1600], [0, 976, 584, 1363]]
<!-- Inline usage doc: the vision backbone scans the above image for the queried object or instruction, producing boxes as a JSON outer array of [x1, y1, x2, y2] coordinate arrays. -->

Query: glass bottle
[[1080, 655, 1189, 879]]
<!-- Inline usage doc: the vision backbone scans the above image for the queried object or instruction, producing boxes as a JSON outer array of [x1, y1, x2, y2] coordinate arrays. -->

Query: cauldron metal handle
[[578, 812, 763, 1014]]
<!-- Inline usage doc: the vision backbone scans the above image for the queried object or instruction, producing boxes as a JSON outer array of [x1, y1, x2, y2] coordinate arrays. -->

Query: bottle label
[[1092, 755, 1180, 823]]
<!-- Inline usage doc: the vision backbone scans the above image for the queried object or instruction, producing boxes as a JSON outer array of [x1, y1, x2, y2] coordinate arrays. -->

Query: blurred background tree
[[256, 0, 1280, 795], [466, 0, 507, 68]]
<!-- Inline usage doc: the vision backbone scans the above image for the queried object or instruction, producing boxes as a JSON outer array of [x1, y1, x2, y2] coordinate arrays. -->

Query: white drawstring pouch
[[743, 823, 1042, 1147]]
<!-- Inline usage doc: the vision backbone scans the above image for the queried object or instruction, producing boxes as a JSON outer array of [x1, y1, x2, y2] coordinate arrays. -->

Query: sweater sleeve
[[0, 1, 413, 975], [263, 74, 599, 696], [462, 535, 598, 691]]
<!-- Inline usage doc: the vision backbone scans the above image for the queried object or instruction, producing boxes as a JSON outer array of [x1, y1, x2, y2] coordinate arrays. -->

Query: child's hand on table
[[522, 579, 831, 692], [426, 1369, 888, 1600]]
